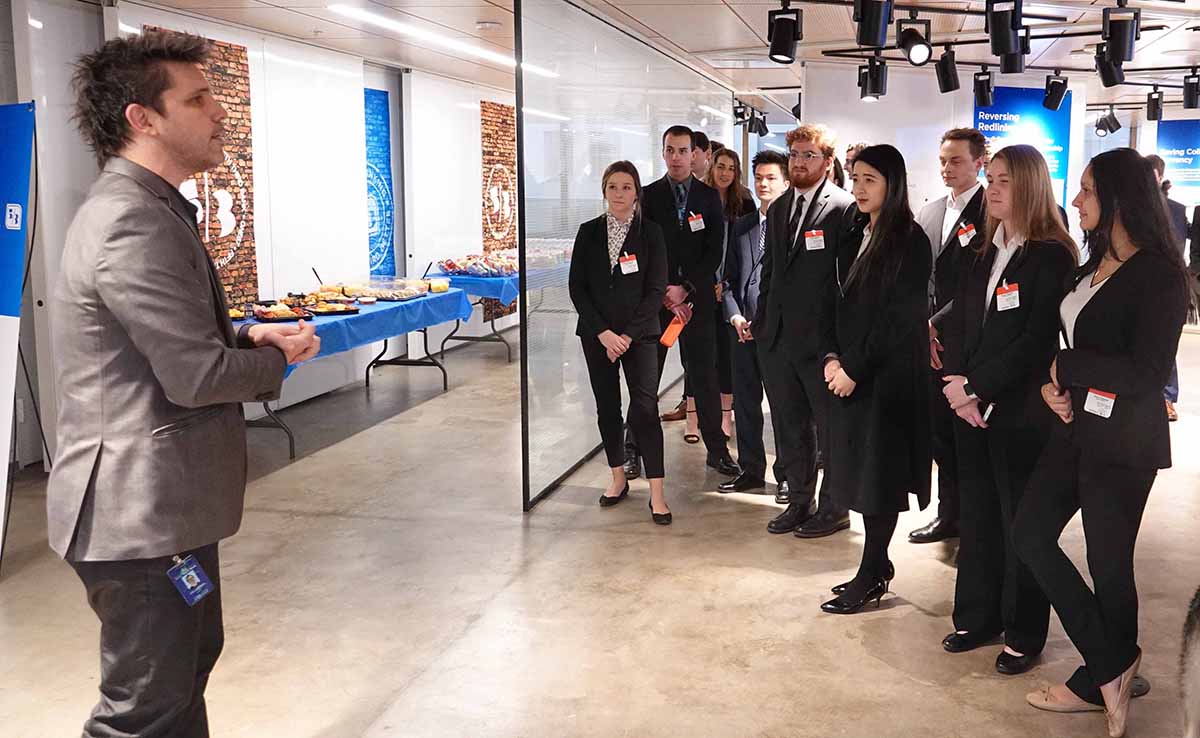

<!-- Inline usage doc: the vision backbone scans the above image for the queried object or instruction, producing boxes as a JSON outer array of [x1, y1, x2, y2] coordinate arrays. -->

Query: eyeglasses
[[788, 151, 825, 162]]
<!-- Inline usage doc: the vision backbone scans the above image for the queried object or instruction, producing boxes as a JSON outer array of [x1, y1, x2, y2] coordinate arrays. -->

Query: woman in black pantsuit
[[819, 145, 932, 614], [1013, 148, 1189, 737], [569, 160, 672, 525], [938, 145, 1078, 675]]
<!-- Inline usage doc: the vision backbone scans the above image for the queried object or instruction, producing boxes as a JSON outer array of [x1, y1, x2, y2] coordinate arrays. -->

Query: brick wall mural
[[364, 88, 397, 277], [480, 100, 517, 319], [150, 27, 259, 306]]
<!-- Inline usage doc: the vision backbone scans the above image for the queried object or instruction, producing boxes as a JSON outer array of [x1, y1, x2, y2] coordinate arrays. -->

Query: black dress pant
[[1013, 433, 1156, 697], [582, 338, 665, 478], [930, 370, 960, 523], [730, 337, 784, 482], [681, 298, 733, 398], [70, 543, 223, 738], [759, 347, 837, 511], [953, 424, 1050, 655]]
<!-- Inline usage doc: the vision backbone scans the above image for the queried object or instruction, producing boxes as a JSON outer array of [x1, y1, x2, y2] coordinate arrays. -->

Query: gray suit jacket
[[47, 158, 287, 562]]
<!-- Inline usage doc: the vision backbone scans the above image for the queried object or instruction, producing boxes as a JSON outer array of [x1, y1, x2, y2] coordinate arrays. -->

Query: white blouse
[[1060, 271, 1108, 348]]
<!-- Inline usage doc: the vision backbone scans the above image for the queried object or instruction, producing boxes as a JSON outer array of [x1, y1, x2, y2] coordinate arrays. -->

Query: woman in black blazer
[[1013, 148, 1189, 736], [938, 145, 1078, 675], [568, 160, 672, 525], [819, 144, 932, 614]]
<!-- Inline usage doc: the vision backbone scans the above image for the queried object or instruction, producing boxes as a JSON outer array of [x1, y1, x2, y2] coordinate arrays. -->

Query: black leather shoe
[[767, 498, 817, 534], [821, 578, 888, 614], [832, 560, 895, 594], [908, 517, 959, 544], [706, 455, 741, 477], [718, 472, 766, 493], [774, 480, 790, 505], [795, 509, 851, 539], [942, 630, 1002, 654], [649, 500, 672, 525], [996, 649, 1040, 675], [623, 454, 641, 480], [598, 482, 629, 507]]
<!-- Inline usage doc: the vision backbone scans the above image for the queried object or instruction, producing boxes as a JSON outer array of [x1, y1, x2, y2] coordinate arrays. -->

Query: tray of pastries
[[306, 301, 360, 315], [438, 253, 517, 277], [228, 307, 246, 321], [342, 280, 429, 301], [253, 303, 314, 322]]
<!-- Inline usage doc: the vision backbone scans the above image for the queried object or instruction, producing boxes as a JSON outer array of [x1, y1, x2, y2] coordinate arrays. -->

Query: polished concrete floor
[[3, 335, 1199, 738]]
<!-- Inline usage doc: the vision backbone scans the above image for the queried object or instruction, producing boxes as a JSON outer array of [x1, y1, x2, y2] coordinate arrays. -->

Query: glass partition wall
[[517, 0, 734, 508]]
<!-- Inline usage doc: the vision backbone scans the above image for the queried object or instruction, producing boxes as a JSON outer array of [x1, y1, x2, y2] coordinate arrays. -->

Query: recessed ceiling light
[[475, 20, 501, 31]]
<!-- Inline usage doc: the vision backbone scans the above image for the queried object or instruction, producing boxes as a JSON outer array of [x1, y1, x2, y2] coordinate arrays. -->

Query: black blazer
[[1055, 249, 1189, 469], [942, 238, 1076, 430], [919, 187, 987, 328], [640, 175, 724, 314], [568, 214, 668, 343], [756, 180, 856, 361]]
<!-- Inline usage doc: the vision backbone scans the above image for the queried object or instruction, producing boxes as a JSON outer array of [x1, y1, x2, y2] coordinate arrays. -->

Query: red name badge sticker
[[804, 230, 826, 250], [1084, 388, 1116, 418], [688, 213, 705, 232], [958, 224, 976, 247], [618, 253, 639, 275], [995, 282, 1020, 311]]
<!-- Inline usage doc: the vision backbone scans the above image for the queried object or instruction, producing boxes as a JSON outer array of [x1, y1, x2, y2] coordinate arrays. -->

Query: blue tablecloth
[[236, 288, 472, 374], [431, 272, 520, 305]]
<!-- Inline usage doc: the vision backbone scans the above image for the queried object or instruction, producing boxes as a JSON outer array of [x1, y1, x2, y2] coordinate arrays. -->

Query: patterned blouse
[[606, 212, 633, 270]]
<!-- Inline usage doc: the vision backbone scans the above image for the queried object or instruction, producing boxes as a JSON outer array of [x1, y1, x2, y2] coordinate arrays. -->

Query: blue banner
[[974, 86, 1073, 203], [1157, 119, 1200, 208], [364, 88, 396, 277]]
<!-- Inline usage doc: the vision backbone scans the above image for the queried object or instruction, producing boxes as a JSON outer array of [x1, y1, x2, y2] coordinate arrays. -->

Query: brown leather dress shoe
[[661, 399, 687, 422]]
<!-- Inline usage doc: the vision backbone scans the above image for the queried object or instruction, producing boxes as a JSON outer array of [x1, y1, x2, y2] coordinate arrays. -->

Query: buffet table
[[431, 272, 520, 363], [236, 288, 472, 458]]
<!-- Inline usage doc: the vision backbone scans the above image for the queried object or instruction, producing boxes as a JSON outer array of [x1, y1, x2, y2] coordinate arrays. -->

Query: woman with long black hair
[[568, 160, 672, 525], [938, 145, 1078, 675], [1013, 148, 1189, 737], [819, 144, 932, 614]]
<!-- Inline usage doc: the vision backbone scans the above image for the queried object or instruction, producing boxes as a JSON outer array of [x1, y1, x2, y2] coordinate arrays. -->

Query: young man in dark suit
[[624, 125, 739, 479], [757, 124, 856, 538], [1147, 155, 1188, 420], [908, 128, 988, 544], [719, 150, 791, 496]]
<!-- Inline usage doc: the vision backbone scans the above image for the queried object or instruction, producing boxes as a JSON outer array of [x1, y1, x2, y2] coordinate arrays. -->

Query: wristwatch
[[962, 380, 978, 400]]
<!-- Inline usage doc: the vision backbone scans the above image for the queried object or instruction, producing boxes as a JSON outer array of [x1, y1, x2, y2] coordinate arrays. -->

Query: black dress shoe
[[767, 499, 818, 534], [649, 500, 672, 525], [623, 454, 641, 480], [598, 483, 630, 507], [774, 480, 790, 505], [832, 560, 895, 594], [718, 472, 766, 493], [821, 578, 888, 615], [908, 517, 959, 544], [942, 630, 1002, 654], [996, 649, 1040, 675], [706, 455, 741, 477], [795, 508, 851, 539]]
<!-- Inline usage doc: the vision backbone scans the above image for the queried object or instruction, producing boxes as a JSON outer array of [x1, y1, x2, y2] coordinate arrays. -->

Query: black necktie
[[788, 194, 806, 252]]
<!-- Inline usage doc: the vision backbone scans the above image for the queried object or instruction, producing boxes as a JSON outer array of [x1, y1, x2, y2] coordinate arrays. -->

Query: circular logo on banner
[[485, 163, 516, 241], [366, 161, 395, 273], [179, 152, 248, 270]]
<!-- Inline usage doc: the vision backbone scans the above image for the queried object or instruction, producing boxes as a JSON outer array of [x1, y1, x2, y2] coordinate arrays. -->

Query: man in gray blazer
[[54, 31, 318, 737]]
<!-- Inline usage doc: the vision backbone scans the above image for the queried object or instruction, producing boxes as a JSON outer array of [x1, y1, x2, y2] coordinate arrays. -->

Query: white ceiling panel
[[151, 0, 272, 9], [198, 6, 377, 37], [617, 4, 762, 52]]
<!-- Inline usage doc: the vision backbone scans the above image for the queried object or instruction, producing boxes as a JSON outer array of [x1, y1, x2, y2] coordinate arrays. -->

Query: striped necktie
[[674, 182, 687, 226]]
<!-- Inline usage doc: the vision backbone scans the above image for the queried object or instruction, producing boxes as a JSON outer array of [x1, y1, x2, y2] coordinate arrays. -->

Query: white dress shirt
[[985, 222, 1024, 311], [942, 182, 984, 245], [1060, 271, 1107, 348], [789, 181, 825, 246]]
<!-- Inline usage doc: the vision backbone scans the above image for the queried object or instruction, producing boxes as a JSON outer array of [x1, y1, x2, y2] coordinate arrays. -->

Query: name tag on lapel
[[804, 230, 825, 250], [688, 212, 705, 232], [618, 254, 639, 274], [957, 224, 977, 247], [995, 282, 1019, 311], [1084, 388, 1116, 418]]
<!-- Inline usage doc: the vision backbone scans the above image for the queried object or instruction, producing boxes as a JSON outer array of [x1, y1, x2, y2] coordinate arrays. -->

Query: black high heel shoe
[[598, 483, 629, 507], [649, 500, 672, 525], [820, 578, 888, 615], [831, 560, 895, 594]]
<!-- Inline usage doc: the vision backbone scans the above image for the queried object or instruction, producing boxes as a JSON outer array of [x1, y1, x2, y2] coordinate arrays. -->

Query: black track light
[[768, 0, 803, 65], [985, 0, 1022, 56], [897, 13, 932, 66], [935, 47, 960, 93], [1095, 43, 1125, 88], [858, 54, 888, 101], [1001, 27, 1030, 74], [1185, 69, 1200, 109], [1147, 87, 1163, 121], [853, 0, 894, 48], [1043, 71, 1068, 111], [733, 103, 749, 124], [974, 67, 995, 108], [1095, 107, 1121, 137], [1103, 0, 1141, 63], [1095, 114, 1109, 138], [757, 113, 770, 137], [791, 93, 803, 120]]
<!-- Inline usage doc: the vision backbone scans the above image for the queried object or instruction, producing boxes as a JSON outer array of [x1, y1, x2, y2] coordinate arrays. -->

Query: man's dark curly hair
[[71, 30, 210, 164]]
